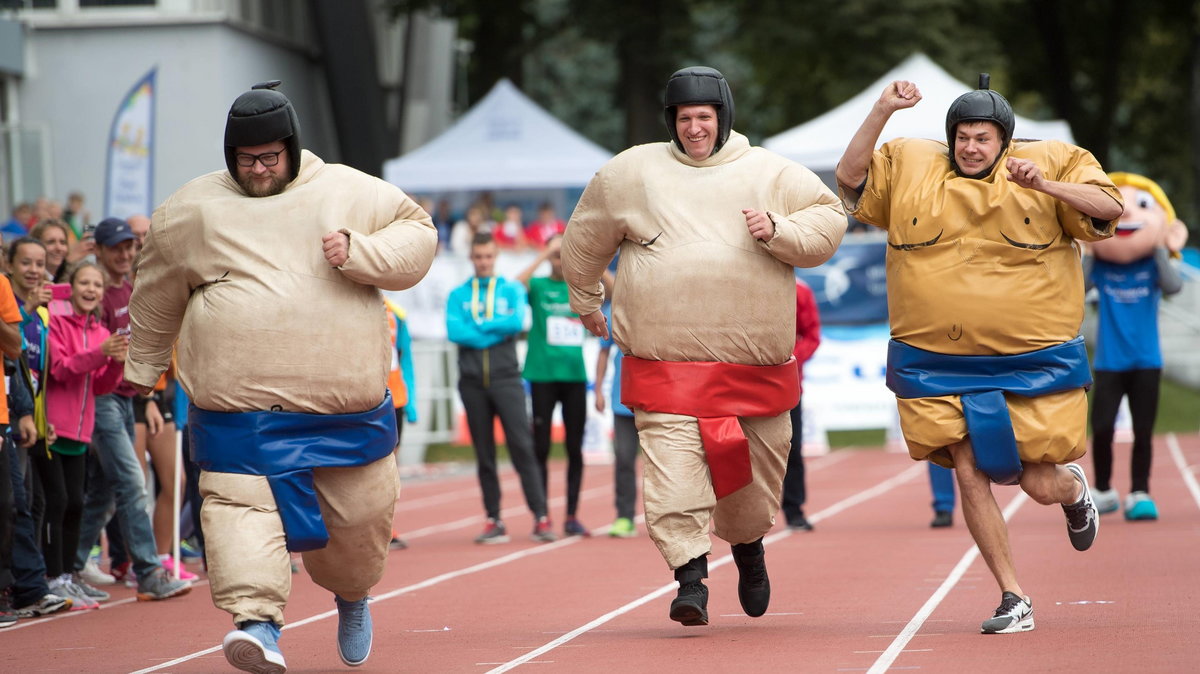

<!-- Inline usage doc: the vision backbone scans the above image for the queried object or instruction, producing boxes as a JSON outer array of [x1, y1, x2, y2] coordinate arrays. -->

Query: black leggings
[[32, 449, 87, 578], [1090, 368, 1160, 494], [530, 381, 587, 518]]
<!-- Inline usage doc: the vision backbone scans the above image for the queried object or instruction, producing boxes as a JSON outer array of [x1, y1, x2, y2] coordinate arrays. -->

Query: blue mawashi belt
[[886, 337, 1091, 485], [189, 395, 397, 552]]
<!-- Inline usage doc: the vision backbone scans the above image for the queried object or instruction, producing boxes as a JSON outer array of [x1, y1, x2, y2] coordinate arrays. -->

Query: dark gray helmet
[[945, 74, 1014, 174], [663, 66, 735, 155], [224, 80, 301, 182]]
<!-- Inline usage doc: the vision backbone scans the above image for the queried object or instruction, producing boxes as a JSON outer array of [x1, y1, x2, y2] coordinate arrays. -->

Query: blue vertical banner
[[104, 67, 156, 220]]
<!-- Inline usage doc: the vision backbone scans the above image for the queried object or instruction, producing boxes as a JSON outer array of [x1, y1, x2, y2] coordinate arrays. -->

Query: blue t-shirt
[[1091, 256, 1162, 371], [598, 303, 632, 418]]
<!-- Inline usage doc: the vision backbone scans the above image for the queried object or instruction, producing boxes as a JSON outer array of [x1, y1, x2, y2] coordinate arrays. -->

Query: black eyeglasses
[[234, 149, 285, 167]]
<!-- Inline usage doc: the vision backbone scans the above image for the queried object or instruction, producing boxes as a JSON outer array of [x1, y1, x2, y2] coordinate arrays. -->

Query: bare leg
[[1018, 462, 1082, 506], [948, 439, 1023, 598], [147, 422, 180, 554]]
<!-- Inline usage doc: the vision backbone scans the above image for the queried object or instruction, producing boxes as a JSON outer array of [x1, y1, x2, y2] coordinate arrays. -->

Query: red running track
[[5, 433, 1199, 673]]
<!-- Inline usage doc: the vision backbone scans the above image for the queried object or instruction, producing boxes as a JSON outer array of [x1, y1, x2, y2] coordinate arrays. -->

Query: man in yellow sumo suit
[[1084, 172, 1186, 521], [836, 77, 1123, 635]]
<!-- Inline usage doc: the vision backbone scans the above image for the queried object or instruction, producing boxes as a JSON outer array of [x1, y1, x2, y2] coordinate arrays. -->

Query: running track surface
[[7, 433, 1199, 673]]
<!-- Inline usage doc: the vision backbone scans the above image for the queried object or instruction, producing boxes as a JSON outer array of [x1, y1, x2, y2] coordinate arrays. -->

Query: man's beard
[[238, 172, 289, 198]]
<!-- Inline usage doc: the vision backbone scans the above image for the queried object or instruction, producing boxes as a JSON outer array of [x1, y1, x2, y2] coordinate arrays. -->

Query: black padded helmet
[[663, 66, 735, 156], [224, 80, 301, 183], [945, 74, 1014, 174]]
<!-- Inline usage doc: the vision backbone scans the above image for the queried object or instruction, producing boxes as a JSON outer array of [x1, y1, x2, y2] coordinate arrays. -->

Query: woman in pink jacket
[[43, 262, 126, 607]]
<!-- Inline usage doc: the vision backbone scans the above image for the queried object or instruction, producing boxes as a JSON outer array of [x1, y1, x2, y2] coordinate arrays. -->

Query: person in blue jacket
[[446, 232, 555, 544]]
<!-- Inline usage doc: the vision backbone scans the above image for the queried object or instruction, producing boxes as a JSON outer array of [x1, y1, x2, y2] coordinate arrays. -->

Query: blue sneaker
[[335, 595, 373, 666], [1124, 491, 1159, 521], [223, 621, 286, 674]]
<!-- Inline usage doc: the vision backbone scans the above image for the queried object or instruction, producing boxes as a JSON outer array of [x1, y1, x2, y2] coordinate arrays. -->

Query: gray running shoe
[[136, 567, 192, 601], [981, 592, 1034, 634], [13, 593, 71, 618], [1062, 463, 1099, 551], [474, 518, 510, 544], [531, 516, 557, 543], [71, 573, 111, 602]]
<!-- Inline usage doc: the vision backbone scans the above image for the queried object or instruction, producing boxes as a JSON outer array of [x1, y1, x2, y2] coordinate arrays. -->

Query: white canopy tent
[[763, 53, 1074, 171], [383, 79, 612, 192]]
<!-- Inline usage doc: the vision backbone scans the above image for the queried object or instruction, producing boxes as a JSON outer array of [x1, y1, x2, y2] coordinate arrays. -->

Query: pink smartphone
[[49, 283, 71, 301]]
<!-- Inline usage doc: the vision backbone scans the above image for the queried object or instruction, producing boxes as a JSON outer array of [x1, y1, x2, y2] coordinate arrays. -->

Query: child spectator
[[42, 263, 126, 608]]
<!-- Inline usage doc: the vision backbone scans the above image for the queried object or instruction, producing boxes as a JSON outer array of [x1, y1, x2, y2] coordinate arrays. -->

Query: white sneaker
[[80, 559, 116, 586], [1062, 463, 1099, 551], [981, 592, 1034, 634], [1093, 488, 1120, 515], [49, 577, 97, 611]]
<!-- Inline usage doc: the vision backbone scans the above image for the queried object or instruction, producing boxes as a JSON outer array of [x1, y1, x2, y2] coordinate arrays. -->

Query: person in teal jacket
[[446, 232, 554, 544]]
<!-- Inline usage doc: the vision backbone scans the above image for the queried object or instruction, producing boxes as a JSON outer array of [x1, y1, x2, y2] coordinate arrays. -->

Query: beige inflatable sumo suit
[[562, 125, 845, 568], [846, 137, 1121, 468], [126, 141, 436, 628]]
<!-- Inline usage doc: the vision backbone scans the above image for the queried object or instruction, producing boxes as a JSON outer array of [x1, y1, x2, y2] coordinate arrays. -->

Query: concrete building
[[1, 0, 455, 222]]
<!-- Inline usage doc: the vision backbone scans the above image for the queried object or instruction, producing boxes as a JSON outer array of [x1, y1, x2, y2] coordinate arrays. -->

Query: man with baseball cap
[[561, 66, 846, 627], [126, 81, 437, 672], [71, 215, 193, 604]]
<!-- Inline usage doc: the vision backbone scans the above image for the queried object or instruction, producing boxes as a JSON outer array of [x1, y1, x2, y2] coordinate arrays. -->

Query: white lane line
[[1167, 433, 1200, 511], [867, 490, 1029, 674], [399, 450, 851, 539], [399, 484, 612, 540], [3, 580, 212, 633], [128, 537, 586, 674], [485, 463, 925, 674]]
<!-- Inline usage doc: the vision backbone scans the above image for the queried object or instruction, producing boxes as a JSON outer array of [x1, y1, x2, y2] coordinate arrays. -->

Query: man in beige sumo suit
[[561, 66, 846, 627], [125, 82, 437, 673], [835, 78, 1122, 634]]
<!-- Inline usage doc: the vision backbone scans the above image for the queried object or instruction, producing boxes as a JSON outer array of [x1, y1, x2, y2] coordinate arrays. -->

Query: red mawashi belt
[[621, 356, 800, 499]]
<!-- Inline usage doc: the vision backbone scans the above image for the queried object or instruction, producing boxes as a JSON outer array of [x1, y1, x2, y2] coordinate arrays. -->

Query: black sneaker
[[981, 592, 1034, 634], [1062, 463, 1099, 551], [731, 538, 770, 617], [930, 510, 953, 528], [474, 518, 510, 544], [13, 593, 71, 618], [787, 515, 814, 532], [669, 581, 709, 626], [0, 590, 17, 628]]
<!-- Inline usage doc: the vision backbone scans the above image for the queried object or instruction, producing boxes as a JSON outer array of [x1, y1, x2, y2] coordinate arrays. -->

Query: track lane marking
[[867, 490, 1029, 674], [122, 450, 882, 672], [485, 462, 925, 673], [1167, 433, 1200, 511]]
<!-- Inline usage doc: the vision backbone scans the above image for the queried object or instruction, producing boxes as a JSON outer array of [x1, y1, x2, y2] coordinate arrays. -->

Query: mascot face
[[1091, 173, 1188, 264], [1114, 185, 1166, 239]]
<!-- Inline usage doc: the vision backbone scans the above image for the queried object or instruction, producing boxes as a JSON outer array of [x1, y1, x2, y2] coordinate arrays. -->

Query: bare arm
[[516, 238, 560, 287], [0, 320, 20, 359], [835, 80, 922, 193], [593, 345, 610, 412]]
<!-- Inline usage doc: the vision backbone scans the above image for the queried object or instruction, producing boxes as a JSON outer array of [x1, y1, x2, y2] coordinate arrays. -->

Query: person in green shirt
[[517, 235, 592, 537]]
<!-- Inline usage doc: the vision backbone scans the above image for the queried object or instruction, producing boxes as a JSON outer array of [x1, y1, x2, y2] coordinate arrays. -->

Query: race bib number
[[546, 315, 584, 347]]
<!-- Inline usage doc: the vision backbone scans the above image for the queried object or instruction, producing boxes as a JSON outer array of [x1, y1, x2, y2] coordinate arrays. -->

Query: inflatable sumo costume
[[846, 79, 1122, 483]]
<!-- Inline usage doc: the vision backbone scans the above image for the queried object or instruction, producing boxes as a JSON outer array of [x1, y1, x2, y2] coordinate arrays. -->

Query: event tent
[[383, 79, 612, 193], [763, 53, 1074, 171]]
